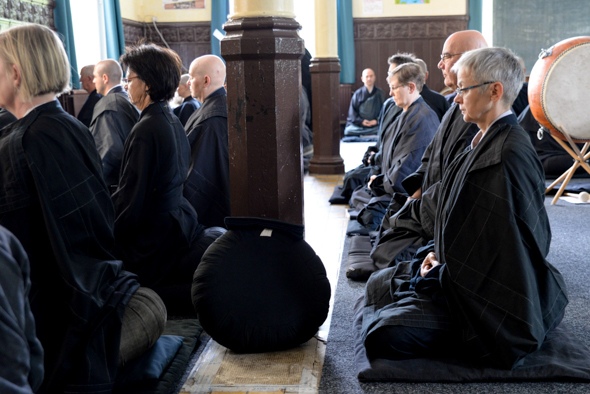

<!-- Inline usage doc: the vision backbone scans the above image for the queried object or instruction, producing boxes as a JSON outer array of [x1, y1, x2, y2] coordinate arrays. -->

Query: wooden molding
[[354, 15, 469, 40], [122, 18, 210, 46]]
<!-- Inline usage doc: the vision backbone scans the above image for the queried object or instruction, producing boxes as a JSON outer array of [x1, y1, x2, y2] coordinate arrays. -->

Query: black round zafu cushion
[[191, 217, 331, 353]]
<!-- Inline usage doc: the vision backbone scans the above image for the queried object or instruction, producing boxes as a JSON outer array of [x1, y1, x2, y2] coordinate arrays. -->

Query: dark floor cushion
[[353, 296, 590, 382], [329, 185, 349, 204], [345, 236, 375, 281], [191, 217, 331, 353]]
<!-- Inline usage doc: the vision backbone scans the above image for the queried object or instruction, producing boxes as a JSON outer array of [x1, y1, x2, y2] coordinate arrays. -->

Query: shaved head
[[188, 55, 226, 102], [438, 30, 488, 90], [94, 59, 123, 95], [361, 68, 376, 90]]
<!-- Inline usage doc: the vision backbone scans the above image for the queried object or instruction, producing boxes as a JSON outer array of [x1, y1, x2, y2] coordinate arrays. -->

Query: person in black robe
[[77, 64, 102, 127], [350, 64, 439, 230], [518, 104, 589, 178], [0, 225, 44, 393], [0, 25, 164, 392], [362, 47, 568, 369], [344, 68, 385, 136], [116, 45, 225, 315], [90, 59, 139, 189], [415, 58, 450, 121], [184, 54, 231, 228], [173, 73, 201, 126], [365, 30, 485, 278], [0, 108, 16, 129]]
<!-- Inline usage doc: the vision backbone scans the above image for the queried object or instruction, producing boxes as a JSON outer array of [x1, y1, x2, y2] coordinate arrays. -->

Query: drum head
[[542, 42, 590, 140]]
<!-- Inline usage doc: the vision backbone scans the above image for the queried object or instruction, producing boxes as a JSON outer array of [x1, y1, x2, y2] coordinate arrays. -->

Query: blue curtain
[[211, 0, 229, 57], [468, 0, 483, 32], [104, 0, 126, 60], [337, 0, 355, 84], [54, 0, 79, 88]]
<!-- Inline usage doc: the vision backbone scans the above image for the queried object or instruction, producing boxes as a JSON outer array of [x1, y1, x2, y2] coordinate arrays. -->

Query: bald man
[[77, 65, 102, 127], [173, 74, 201, 126], [184, 55, 230, 228], [414, 58, 450, 121], [344, 68, 386, 136], [355, 31, 487, 280], [90, 59, 139, 189]]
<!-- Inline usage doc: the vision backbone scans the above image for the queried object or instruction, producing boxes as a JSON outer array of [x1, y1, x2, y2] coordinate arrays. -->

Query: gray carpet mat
[[319, 197, 590, 393]]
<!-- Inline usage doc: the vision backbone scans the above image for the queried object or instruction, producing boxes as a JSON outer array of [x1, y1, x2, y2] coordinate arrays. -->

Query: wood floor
[[180, 142, 370, 394]]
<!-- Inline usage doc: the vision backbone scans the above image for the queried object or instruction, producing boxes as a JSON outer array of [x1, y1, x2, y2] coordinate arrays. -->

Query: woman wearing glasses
[[115, 44, 225, 315], [361, 47, 567, 369]]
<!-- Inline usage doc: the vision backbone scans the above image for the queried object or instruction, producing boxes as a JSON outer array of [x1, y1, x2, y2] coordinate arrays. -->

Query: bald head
[[188, 55, 226, 103], [361, 68, 376, 90], [94, 59, 123, 95], [438, 30, 488, 90]]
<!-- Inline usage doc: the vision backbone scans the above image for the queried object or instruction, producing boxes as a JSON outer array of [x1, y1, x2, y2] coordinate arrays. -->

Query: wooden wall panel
[[122, 19, 211, 72], [353, 15, 468, 94]]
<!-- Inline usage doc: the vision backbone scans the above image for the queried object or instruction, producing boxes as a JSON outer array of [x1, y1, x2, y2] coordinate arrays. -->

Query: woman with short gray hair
[[361, 47, 567, 368]]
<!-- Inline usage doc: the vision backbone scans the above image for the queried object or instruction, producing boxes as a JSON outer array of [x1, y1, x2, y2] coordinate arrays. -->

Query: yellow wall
[[353, 0, 466, 18], [120, 0, 211, 23]]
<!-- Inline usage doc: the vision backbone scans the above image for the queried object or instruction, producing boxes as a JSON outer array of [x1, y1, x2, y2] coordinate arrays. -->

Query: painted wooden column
[[308, 0, 345, 175], [222, 0, 305, 225]]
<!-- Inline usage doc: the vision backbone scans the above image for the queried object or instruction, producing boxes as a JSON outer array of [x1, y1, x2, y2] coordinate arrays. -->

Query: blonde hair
[[0, 24, 70, 102]]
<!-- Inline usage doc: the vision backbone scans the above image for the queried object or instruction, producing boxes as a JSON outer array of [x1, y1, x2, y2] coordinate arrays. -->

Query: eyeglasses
[[390, 84, 405, 91], [440, 52, 464, 62], [122, 76, 139, 84], [455, 81, 495, 96]]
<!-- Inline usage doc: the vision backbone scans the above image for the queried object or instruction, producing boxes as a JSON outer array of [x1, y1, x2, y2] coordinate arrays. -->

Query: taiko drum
[[528, 36, 590, 142]]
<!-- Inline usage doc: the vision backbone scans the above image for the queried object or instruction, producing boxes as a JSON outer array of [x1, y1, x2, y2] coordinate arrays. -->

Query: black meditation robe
[[0, 100, 139, 392], [512, 82, 529, 117], [113, 101, 204, 287], [0, 108, 16, 129], [76, 89, 102, 127], [89, 85, 139, 188], [370, 103, 479, 270], [420, 84, 450, 121], [0, 226, 44, 393], [184, 87, 230, 228], [346, 86, 385, 127], [173, 96, 201, 127], [362, 114, 568, 369]]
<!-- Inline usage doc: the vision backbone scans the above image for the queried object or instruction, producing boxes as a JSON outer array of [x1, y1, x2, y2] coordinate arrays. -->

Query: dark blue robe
[[76, 89, 102, 127], [173, 96, 201, 127]]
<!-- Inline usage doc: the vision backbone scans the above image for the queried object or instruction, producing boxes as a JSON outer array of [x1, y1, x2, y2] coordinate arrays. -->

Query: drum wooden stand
[[545, 131, 590, 204]]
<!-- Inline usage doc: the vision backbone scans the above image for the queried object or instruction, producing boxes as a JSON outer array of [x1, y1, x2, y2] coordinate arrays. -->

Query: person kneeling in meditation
[[361, 47, 568, 369], [114, 44, 225, 315]]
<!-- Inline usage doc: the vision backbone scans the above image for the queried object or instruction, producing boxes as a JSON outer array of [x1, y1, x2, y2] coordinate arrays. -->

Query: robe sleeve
[[0, 228, 44, 393], [401, 140, 433, 195]]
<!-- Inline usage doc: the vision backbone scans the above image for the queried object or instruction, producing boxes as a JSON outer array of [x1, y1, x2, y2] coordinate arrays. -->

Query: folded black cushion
[[353, 295, 590, 382], [192, 217, 331, 353]]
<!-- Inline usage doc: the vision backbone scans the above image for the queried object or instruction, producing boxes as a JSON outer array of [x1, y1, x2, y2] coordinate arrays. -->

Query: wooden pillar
[[309, 0, 344, 174], [222, 1, 305, 225]]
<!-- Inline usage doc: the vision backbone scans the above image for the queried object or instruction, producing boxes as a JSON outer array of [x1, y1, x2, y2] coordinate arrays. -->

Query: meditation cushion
[[192, 217, 331, 353]]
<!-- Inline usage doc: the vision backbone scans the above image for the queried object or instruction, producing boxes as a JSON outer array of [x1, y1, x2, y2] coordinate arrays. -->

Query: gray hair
[[387, 52, 416, 66], [415, 58, 427, 75], [390, 63, 425, 92], [451, 47, 524, 107], [180, 73, 190, 85]]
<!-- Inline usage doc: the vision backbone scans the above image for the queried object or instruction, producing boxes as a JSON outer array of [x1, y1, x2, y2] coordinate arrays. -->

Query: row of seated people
[[0, 24, 230, 392], [341, 30, 568, 370]]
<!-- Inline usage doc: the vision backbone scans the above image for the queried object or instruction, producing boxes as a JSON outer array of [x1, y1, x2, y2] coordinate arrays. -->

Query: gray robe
[[89, 86, 139, 188]]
